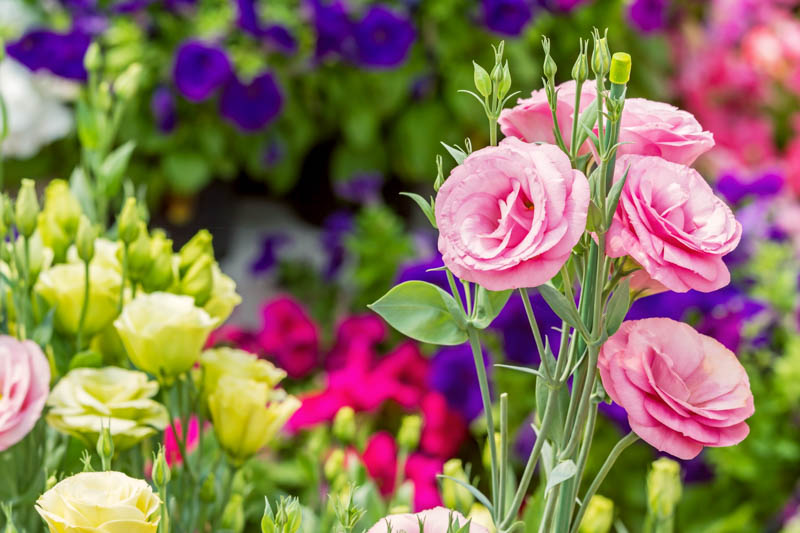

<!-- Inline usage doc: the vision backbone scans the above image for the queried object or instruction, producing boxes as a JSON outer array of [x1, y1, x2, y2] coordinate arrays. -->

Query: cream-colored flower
[[36, 471, 161, 533], [209, 375, 300, 465], [67, 237, 123, 273], [203, 263, 241, 324], [114, 292, 217, 382], [200, 347, 285, 398], [46, 367, 168, 450], [36, 262, 121, 336]]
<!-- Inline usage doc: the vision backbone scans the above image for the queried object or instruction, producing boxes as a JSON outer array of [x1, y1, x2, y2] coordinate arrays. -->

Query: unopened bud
[[434, 154, 444, 192], [180, 254, 214, 306], [152, 446, 171, 490], [332, 406, 356, 443], [84, 42, 102, 73], [497, 60, 511, 100], [2, 196, 13, 229], [127, 223, 152, 281], [142, 234, 174, 292], [397, 414, 422, 451], [178, 229, 213, 276], [473, 62, 492, 98], [542, 37, 557, 82], [15, 179, 39, 238], [117, 197, 140, 245], [76, 216, 97, 263], [115, 63, 143, 100], [609, 52, 632, 85], [221, 493, 245, 533], [96, 425, 114, 470], [578, 495, 614, 533], [647, 458, 682, 520], [97, 81, 112, 112], [572, 39, 589, 84], [591, 28, 611, 76], [324, 449, 345, 481], [442, 459, 473, 511]]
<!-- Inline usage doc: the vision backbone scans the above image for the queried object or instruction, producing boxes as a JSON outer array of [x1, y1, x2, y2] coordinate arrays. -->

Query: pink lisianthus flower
[[607, 155, 741, 293], [419, 392, 467, 459], [435, 138, 589, 291], [598, 318, 754, 460], [367, 507, 489, 533], [164, 416, 200, 466], [258, 296, 320, 378], [0, 336, 50, 451]]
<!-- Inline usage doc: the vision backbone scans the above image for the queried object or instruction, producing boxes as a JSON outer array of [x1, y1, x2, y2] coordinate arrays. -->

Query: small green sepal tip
[[609, 52, 632, 85]]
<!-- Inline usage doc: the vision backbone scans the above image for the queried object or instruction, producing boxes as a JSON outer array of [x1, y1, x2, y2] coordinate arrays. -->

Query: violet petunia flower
[[482, 0, 533, 36], [353, 5, 415, 68], [264, 25, 298, 54], [151, 86, 177, 133], [249, 233, 290, 275], [310, 0, 353, 59], [234, 0, 298, 53], [334, 172, 384, 204], [716, 170, 784, 205], [429, 344, 486, 422], [7, 29, 91, 81], [627, 0, 668, 33], [172, 40, 232, 102], [321, 211, 354, 279], [219, 71, 283, 131], [234, 0, 262, 36]]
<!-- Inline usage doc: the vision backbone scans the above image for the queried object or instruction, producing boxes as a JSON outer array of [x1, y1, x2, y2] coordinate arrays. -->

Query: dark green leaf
[[470, 287, 512, 329], [400, 192, 436, 229], [605, 164, 631, 226], [369, 281, 467, 345], [605, 278, 630, 337]]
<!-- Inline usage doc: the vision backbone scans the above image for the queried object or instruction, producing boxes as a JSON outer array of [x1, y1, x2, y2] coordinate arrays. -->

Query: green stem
[[490, 117, 498, 147], [519, 288, 546, 361], [76, 260, 91, 352], [569, 81, 585, 161], [569, 432, 639, 533], [118, 244, 128, 313], [537, 488, 560, 533], [498, 393, 509, 517], [467, 327, 498, 519]]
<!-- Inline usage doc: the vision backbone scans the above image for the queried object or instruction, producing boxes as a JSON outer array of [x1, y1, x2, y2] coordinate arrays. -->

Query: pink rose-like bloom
[[164, 417, 200, 466], [435, 138, 590, 290], [367, 507, 489, 533], [607, 155, 742, 293], [500, 82, 715, 166], [598, 318, 754, 460], [0, 336, 50, 451], [258, 296, 319, 378]]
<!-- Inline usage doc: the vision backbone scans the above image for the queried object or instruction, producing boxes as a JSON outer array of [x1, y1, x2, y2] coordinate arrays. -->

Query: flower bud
[[97, 81, 112, 112], [578, 495, 614, 533], [261, 498, 276, 533], [117, 197, 140, 245], [497, 61, 511, 100], [178, 229, 213, 277], [200, 472, 217, 502], [280, 497, 302, 533], [324, 448, 346, 481], [15, 179, 39, 238], [221, 493, 245, 533], [2, 196, 13, 229], [96, 425, 115, 469], [434, 154, 445, 192], [542, 37, 557, 82], [142, 234, 174, 292], [473, 62, 492, 98], [647, 458, 682, 520], [468, 503, 494, 533], [84, 41, 102, 73], [180, 254, 214, 306], [591, 28, 611, 76], [76, 216, 97, 263], [152, 446, 171, 490], [609, 52, 632, 85], [127, 223, 152, 282], [115, 63, 143, 100], [2, 503, 17, 533], [397, 414, 422, 451], [332, 406, 356, 443], [572, 42, 589, 84], [441, 458, 473, 511]]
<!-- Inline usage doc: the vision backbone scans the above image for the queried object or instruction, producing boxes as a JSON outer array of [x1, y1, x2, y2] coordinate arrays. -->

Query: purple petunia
[[173, 40, 232, 102], [321, 211, 354, 279], [334, 172, 384, 204], [219, 71, 283, 131], [7, 29, 91, 81], [151, 86, 177, 133], [310, 0, 353, 59], [235, 0, 298, 53], [429, 344, 486, 422], [716, 170, 784, 205], [250, 234, 291, 275], [490, 290, 561, 365], [482, 0, 534, 36], [627, 0, 668, 33], [353, 5, 415, 68]]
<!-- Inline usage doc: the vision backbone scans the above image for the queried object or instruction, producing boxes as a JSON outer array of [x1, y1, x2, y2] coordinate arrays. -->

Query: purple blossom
[[310, 0, 352, 59], [491, 291, 561, 365], [172, 41, 232, 102], [395, 253, 467, 302], [334, 173, 384, 204], [219, 72, 283, 131], [151, 86, 177, 133], [234, 0, 297, 53], [250, 234, 290, 275], [627, 0, 668, 33], [429, 344, 485, 421], [264, 25, 298, 54], [235, 0, 262, 36], [482, 0, 533, 37], [716, 170, 784, 205], [353, 5, 415, 68], [7, 29, 91, 81], [262, 139, 286, 168], [112, 0, 154, 13], [322, 211, 354, 279]]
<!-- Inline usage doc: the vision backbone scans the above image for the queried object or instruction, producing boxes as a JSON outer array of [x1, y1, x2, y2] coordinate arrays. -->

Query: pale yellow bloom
[[203, 263, 242, 324]]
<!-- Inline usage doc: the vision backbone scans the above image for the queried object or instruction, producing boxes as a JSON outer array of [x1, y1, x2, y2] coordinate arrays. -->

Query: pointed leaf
[[470, 287, 512, 329], [495, 364, 545, 379], [369, 281, 467, 345], [574, 99, 598, 148], [440, 142, 468, 165], [605, 164, 631, 225], [31, 309, 55, 348], [98, 141, 136, 198], [400, 192, 437, 228], [545, 460, 577, 495], [69, 167, 98, 223], [605, 278, 630, 337], [437, 475, 493, 513], [537, 284, 585, 336]]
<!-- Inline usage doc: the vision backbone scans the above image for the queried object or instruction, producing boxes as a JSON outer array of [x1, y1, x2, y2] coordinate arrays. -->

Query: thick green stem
[[490, 117, 498, 147], [468, 327, 498, 517]]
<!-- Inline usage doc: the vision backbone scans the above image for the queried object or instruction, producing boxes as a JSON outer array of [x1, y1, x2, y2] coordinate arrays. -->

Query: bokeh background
[[2, 0, 800, 531]]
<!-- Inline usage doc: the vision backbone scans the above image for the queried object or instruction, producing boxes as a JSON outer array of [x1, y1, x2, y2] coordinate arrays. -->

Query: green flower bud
[[578, 495, 614, 533], [127, 223, 152, 282], [473, 61, 492, 98], [142, 234, 174, 293], [97, 81, 112, 112], [647, 458, 682, 520], [117, 197, 141, 245], [221, 493, 245, 533], [441, 459, 473, 511], [591, 28, 611, 76], [261, 498, 276, 533], [15, 179, 39, 238], [609, 52, 632, 85], [397, 414, 422, 451], [280, 497, 302, 533], [572, 39, 589, 84], [332, 406, 356, 443], [497, 60, 512, 100], [115, 63, 143, 100], [324, 448, 346, 481], [96, 425, 115, 470], [542, 37, 557, 82], [152, 446, 171, 490], [76, 216, 97, 264], [44, 179, 82, 238], [2, 196, 13, 229], [178, 229, 213, 276], [84, 42, 102, 73], [180, 254, 214, 306], [434, 155, 444, 192], [200, 473, 217, 503]]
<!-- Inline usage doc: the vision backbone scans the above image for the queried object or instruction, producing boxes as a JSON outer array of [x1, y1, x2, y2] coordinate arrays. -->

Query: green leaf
[[495, 364, 545, 379], [69, 167, 98, 223], [537, 284, 585, 336], [400, 192, 436, 229], [437, 474, 493, 513], [440, 142, 468, 165], [605, 164, 631, 226], [586, 199, 603, 233], [69, 350, 104, 370], [368, 281, 467, 345], [76, 98, 103, 150], [470, 287, 511, 329], [31, 309, 55, 348], [98, 141, 136, 198], [605, 278, 630, 337], [574, 99, 598, 149], [545, 460, 577, 495]]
